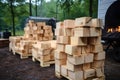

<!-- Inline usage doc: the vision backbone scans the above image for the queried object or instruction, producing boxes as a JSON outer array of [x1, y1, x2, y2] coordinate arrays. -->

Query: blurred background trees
[[0, 0, 98, 35]]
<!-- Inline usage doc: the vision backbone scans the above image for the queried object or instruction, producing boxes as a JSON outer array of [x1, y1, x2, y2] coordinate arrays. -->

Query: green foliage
[[0, 0, 98, 35]]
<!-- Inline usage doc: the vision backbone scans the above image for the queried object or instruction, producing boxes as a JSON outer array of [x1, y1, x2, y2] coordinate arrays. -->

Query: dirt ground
[[0, 47, 120, 80]]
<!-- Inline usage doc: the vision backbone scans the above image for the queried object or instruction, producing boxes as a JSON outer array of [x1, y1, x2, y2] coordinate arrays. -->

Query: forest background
[[0, 0, 98, 35]]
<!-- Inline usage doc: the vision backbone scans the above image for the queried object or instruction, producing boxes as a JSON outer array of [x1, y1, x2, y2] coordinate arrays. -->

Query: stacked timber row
[[24, 20, 53, 41], [32, 40, 56, 67], [9, 20, 56, 60], [55, 17, 105, 80]]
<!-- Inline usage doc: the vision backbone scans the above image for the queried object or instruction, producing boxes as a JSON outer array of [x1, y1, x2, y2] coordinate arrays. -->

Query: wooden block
[[71, 37, 87, 46], [43, 37, 49, 41], [57, 44, 65, 52], [83, 63, 91, 70], [50, 49, 55, 61], [68, 70, 83, 80], [40, 54, 50, 62], [84, 69, 95, 79], [55, 59, 66, 65], [36, 22, 46, 27], [91, 44, 103, 53], [63, 28, 72, 36], [92, 19, 103, 27], [94, 51, 105, 60], [75, 17, 92, 27], [49, 40, 56, 49], [36, 41, 51, 49], [81, 47, 87, 54], [55, 28, 64, 36], [55, 51, 67, 59], [65, 45, 80, 56], [67, 55, 84, 65], [56, 22, 64, 28], [55, 64, 61, 73], [95, 68, 104, 77], [61, 65, 68, 76], [92, 60, 104, 68], [64, 20, 75, 28], [74, 28, 90, 37], [39, 30, 44, 34], [67, 61, 82, 71], [57, 36, 70, 44], [84, 53, 94, 63], [38, 49, 51, 56], [32, 25, 38, 31], [88, 37, 101, 45], [90, 28, 101, 37]]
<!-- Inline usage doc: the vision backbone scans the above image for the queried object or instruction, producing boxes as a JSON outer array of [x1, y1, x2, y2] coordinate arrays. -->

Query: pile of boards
[[55, 17, 105, 80], [9, 20, 56, 67]]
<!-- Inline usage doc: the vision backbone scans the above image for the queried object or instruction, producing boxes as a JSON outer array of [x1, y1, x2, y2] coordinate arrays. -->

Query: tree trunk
[[10, 0, 15, 36], [89, 0, 93, 17], [29, 0, 32, 16], [36, 0, 37, 16]]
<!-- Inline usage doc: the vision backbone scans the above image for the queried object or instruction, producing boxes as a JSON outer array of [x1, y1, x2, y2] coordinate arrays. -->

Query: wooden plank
[[70, 37, 87, 46], [55, 51, 67, 59], [61, 65, 68, 76], [64, 20, 75, 28], [68, 70, 84, 80], [75, 17, 92, 27], [55, 58, 67, 65], [56, 22, 64, 28], [92, 60, 104, 68], [74, 28, 90, 37], [88, 37, 101, 45], [91, 44, 103, 53], [67, 55, 84, 65], [83, 63, 91, 70], [67, 61, 83, 71], [63, 28, 72, 36], [56, 44, 65, 52], [57, 36, 70, 44], [95, 68, 104, 77], [84, 53, 94, 63], [65, 45, 79, 56], [55, 28, 64, 36], [94, 51, 105, 60], [32, 56, 55, 67], [84, 69, 95, 79], [91, 19, 103, 27], [90, 28, 101, 37], [55, 64, 61, 73]]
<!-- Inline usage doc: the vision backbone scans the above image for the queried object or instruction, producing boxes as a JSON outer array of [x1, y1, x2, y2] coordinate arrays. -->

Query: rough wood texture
[[55, 17, 105, 80]]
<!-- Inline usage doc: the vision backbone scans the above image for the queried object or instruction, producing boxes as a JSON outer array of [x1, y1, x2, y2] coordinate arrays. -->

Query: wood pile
[[55, 17, 105, 80], [32, 40, 56, 67], [9, 20, 54, 59], [24, 20, 53, 41]]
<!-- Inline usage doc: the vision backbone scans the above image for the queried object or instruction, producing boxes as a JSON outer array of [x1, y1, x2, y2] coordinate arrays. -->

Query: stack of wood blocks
[[55, 17, 105, 80], [24, 20, 53, 41], [9, 20, 54, 59], [32, 40, 56, 67], [9, 36, 37, 59]]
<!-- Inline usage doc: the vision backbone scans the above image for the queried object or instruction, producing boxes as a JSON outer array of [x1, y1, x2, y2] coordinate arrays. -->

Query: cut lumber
[[67, 55, 84, 65], [64, 20, 75, 28], [68, 70, 84, 80], [75, 17, 92, 27], [74, 28, 90, 37], [71, 37, 87, 46], [84, 69, 95, 79]]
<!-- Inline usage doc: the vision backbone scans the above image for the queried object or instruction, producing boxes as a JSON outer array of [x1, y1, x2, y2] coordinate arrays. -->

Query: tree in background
[[0, 0, 98, 36]]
